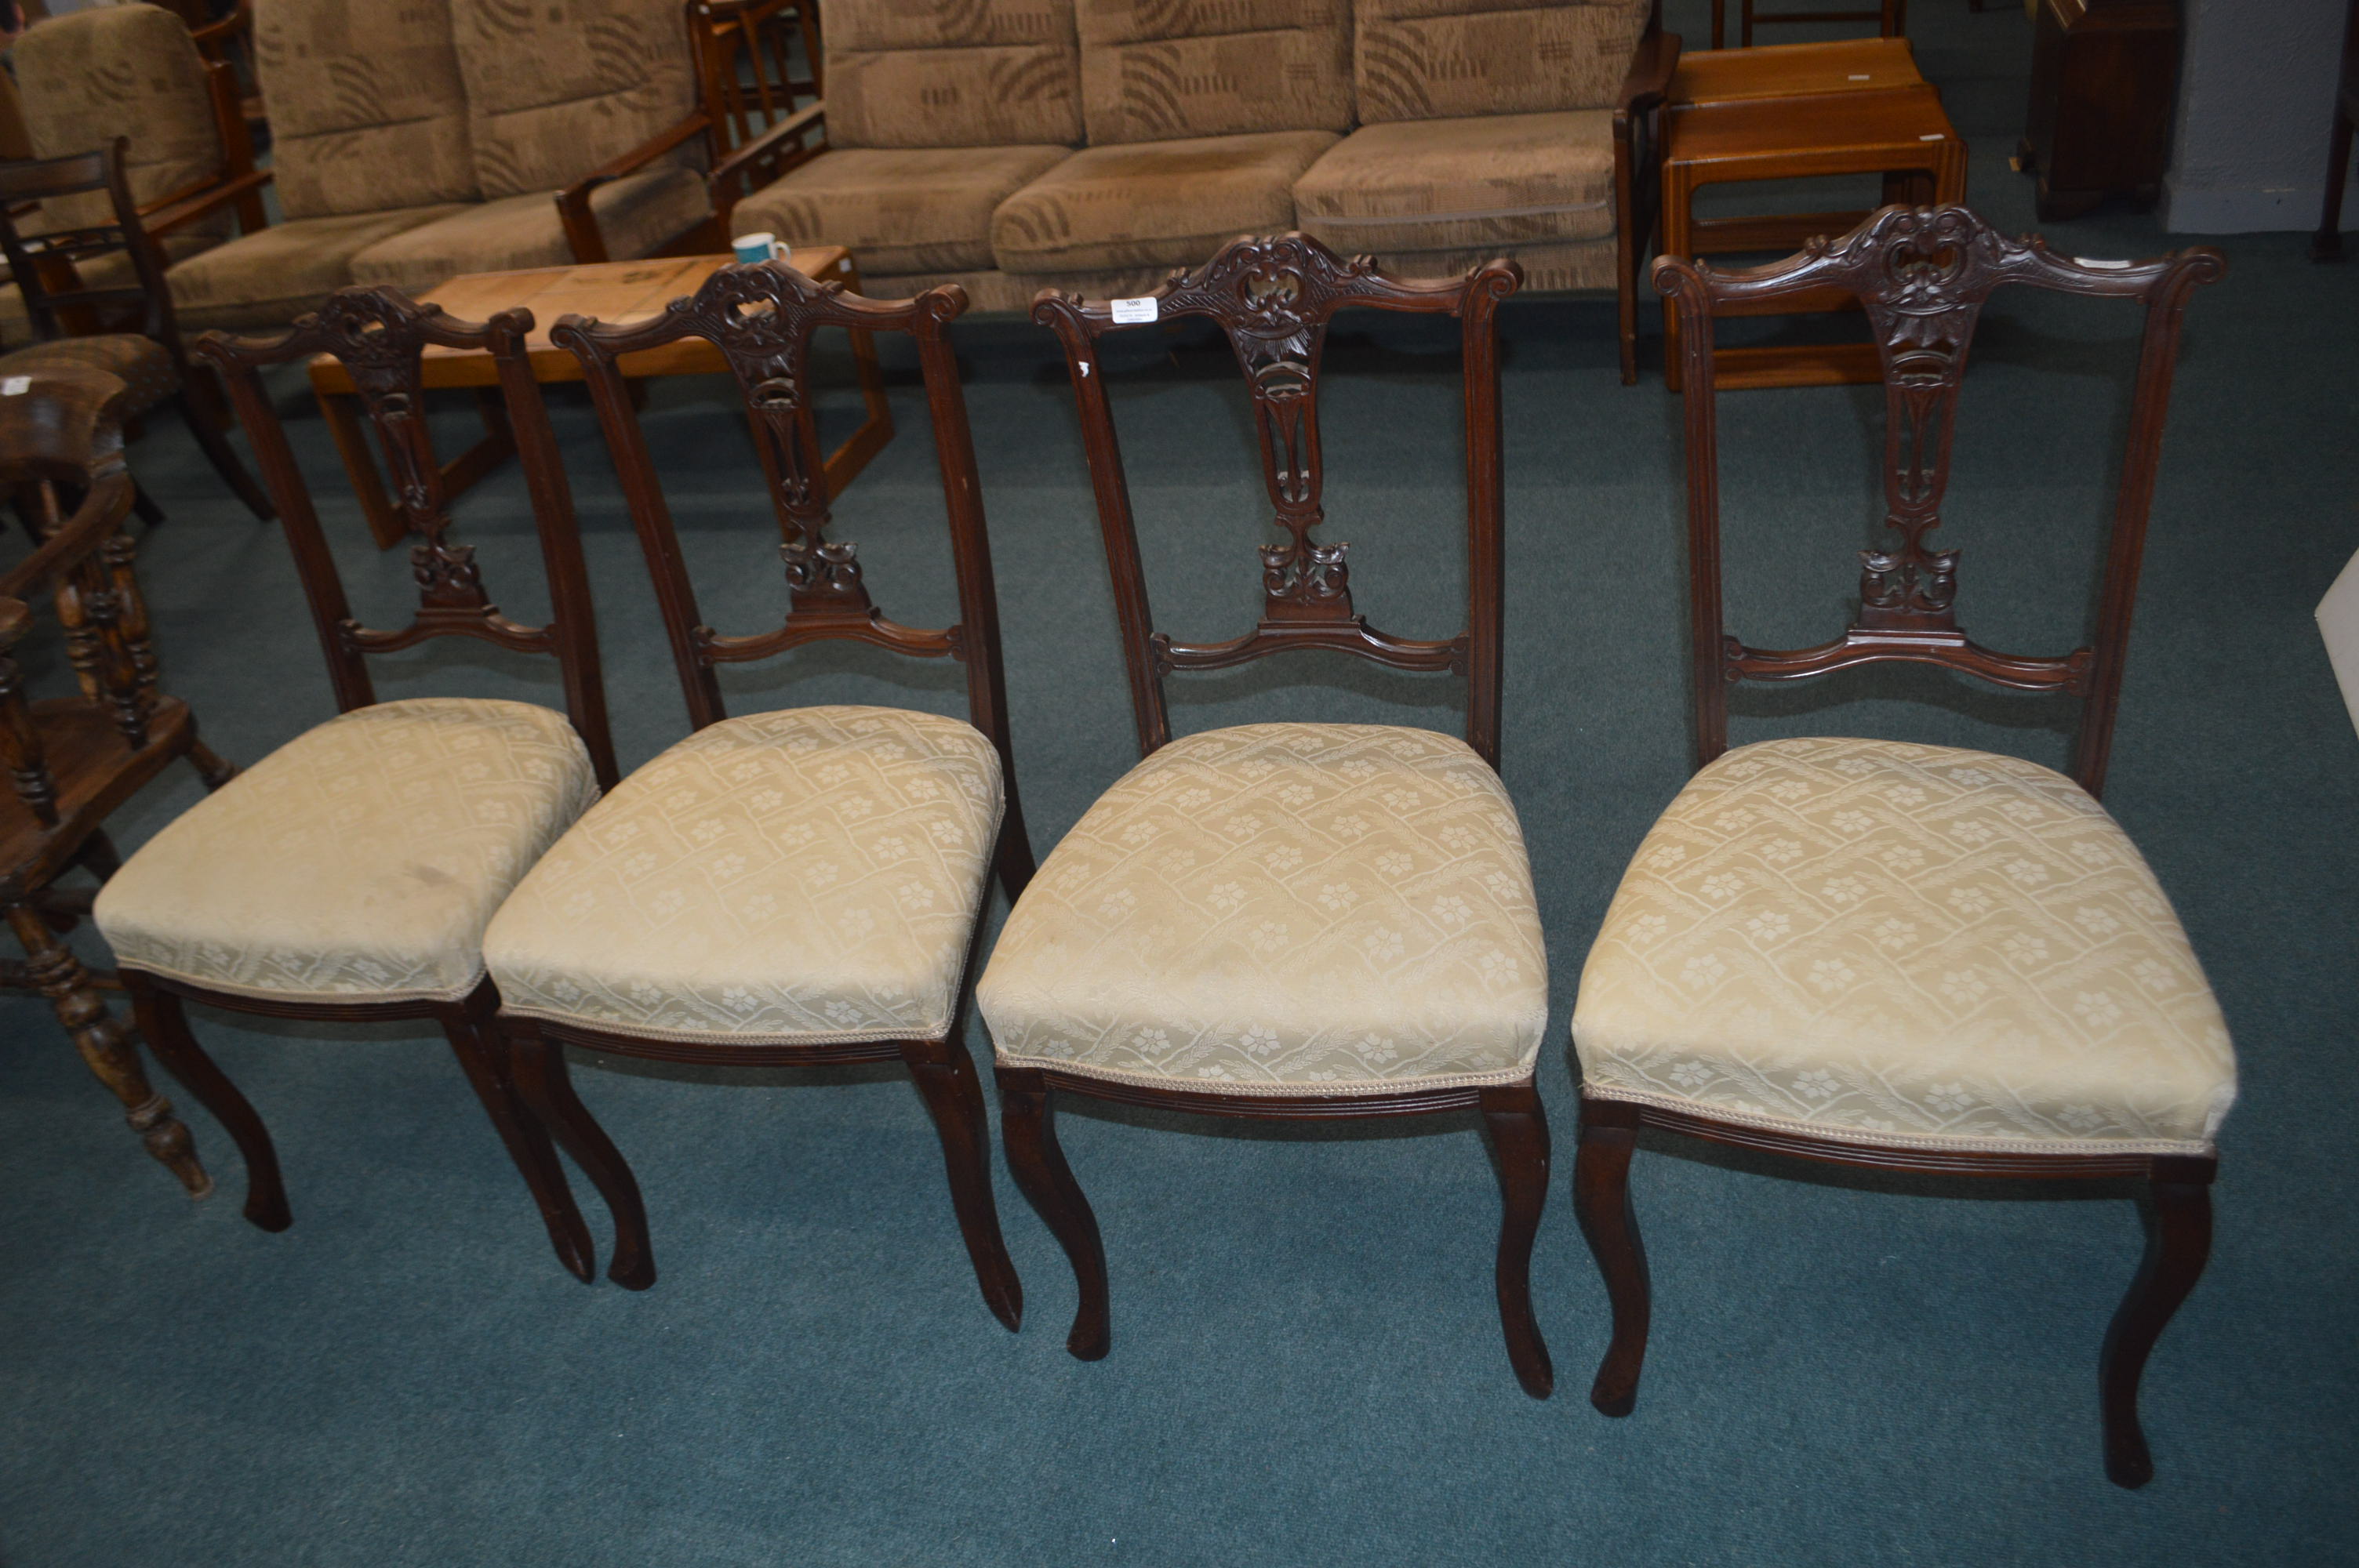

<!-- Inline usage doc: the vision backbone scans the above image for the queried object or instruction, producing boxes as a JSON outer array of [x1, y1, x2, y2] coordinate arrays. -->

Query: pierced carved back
[[196, 288, 616, 786], [1034, 232, 1522, 768], [550, 262, 1020, 770], [1654, 204, 2224, 797]]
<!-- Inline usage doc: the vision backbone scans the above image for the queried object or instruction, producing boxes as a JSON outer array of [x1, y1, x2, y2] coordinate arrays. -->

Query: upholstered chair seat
[[483, 706, 1005, 1046], [95, 699, 599, 1006], [1572, 736, 2236, 1154], [733, 146, 1074, 275], [982, 723, 1548, 1094]]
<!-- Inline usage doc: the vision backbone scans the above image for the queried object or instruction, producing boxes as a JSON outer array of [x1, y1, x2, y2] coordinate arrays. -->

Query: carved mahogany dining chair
[[980, 233, 1556, 1396], [0, 362, 236, 1196], [0, 140, 272, 521], [92, 289, 620, 1277], [478, 261, 1037, 1319], [1571, 205, 2230, 1486]]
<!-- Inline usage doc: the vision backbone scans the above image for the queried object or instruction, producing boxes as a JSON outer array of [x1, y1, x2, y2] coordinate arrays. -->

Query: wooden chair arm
[[188, 1, 252, 53], [143, 168, 273, 239], [707, 102, 827, 227], [555, 110, 717, 263], [0, 469, 135, 604], [1616, 26, 1683, 136]]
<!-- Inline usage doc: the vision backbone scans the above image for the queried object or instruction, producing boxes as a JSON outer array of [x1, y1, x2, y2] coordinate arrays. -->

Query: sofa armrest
[[1615, 26, 1682, 137], [142, 168, 273, 240], [554, 111, 717, 264], [707, 103, 827, 233]]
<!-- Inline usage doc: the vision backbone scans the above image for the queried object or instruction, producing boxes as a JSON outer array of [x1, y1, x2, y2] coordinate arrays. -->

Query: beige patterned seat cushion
[[348, 166, 711, 296], [166, 206, 471, 332], [990, 131, 1337, 273], [1294, 112, 1616, 254], [482, 707, 1005, 1046], [95, 699, 599, 1006], [732, 147, 1073, 274], [1571, 737, 2237, 1155], [980, 724, 1548, 1094]]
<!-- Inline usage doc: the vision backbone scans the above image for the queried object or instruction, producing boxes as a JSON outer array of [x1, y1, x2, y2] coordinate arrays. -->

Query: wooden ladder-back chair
[[478, 260, 1037, 1316], [0, 362, 237, 1196], [1717, 0, 1903, 49], [980, 233, 1556, 1396], [91, 289, 620, 1279], [1572, 205, 2230, 1486], [0, 140, 272, 520]]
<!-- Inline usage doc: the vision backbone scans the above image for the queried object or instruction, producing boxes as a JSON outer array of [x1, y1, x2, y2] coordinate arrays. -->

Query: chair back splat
[[194, 289, 616, 787], [550, 260, 1030, 877], [1034, 232, 1523, 771], [1654, 203, 2225, 799]]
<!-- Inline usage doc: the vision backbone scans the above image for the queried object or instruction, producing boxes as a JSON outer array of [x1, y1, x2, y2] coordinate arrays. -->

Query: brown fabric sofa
[[149, 0, 710, 331], [729, 0, 1674, 315]]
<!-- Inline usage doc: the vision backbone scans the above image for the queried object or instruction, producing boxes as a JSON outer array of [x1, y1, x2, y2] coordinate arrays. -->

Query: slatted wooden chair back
[[1653, 202, 2225, 797], [193, 289, 617, 786], [551, 260, 1023, 786], [1034, 232, 1522, 770]]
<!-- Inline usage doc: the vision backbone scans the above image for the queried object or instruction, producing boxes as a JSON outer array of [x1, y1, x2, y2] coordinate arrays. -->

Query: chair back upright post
[[0, 142, 175, 347], [551, 260, 1030, 876], [1032, 233, 1521, 771], [192, 289, 617, 787], [1652, 203, 2224, 800]]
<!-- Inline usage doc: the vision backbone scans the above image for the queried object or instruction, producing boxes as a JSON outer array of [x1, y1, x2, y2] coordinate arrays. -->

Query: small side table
[[1659, 85, 1966, 389], [309, 247, 894, 549], [1670, 36, 1923, 108]]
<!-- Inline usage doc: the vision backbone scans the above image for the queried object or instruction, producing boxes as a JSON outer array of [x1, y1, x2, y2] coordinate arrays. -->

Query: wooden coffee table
[[1659, 85, 1967, 389], [308, 248, 893, 548]]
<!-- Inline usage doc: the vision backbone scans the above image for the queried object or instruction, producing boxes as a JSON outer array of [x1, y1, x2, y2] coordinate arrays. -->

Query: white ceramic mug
[[732, 231, 791, 267]]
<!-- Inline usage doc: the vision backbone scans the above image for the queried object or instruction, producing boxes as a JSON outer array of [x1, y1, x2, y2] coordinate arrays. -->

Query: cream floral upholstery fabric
[[980, 724, 1548, 1094], [482, 707, 1004, 1045], [95, 700, 598, 1005], [1571, 738, 2237, 1155]]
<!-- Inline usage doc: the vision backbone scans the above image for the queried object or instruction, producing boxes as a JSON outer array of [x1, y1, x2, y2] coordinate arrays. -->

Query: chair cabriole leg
[[2099, 1157, 2215, 1488], [508, 1019, 655, 1290], [997, 1068, 1109, 1359], [1479, 1082, 1554, 1398], [901, 1034, 1024, 1330], [442, 997, 596, 1284], [1572, 1093, 1650, 1416], [122, 969, 285, 1226]]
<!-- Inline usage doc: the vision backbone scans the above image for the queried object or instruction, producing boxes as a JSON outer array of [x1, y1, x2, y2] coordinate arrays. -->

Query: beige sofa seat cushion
[[827, 0, 1082, 149], [0, 231, 223, 349], [95, 699, 600, 1007], [1354, 0, 1649, 123], [1080, 0, 1354, 143], [991, 131, 1336, 274], [1295, 111, 1615, 255], [349, 166, 711, 296], [980, 724, 1548, 1094], [255, 0, 479, 219], [166, 205, 470, 332], [449, 0, 702, 198], [1571, 737, 2237, 1156], [733, 147, 1071, 274], [483, 706, 1004, 1045], [12, 5, 230, 236]]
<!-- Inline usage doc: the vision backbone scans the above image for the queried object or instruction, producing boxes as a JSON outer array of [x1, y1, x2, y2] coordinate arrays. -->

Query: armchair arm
[[1615, 26, 1682, 138], [188, 0, 252, 57], [143, 168, 273, 240], [555, 109, 717, 263], [707, 101, 827, 230]]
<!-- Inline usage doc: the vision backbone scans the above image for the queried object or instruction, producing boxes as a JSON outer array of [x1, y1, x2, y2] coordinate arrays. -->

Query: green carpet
[[3, 4, 2354, 1563]]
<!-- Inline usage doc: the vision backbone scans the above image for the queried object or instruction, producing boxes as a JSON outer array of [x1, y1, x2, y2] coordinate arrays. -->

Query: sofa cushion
[[733, 147, 1071, 274], [167, 205, 471, 332], [255, 0, 479, 220], [12, 6, 227, 234], [1294, 111, 1615, 255], [449, 0, 702, 198], [1354, 0, 1649, 123], [827, 0, 1082, 149], [349, 165, 710, 295], [992, 130, 1336, 274], [1079, 0, 1354, 143], [1342, 237, 1616, 292]]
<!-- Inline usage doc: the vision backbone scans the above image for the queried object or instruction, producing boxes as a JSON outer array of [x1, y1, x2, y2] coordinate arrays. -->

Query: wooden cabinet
[[2018, 0, 2180, 219]]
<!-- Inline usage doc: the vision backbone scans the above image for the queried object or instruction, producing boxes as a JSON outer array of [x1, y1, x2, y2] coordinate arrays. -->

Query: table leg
[[316, 389, 405, 550], [820, 256, 896, 499]]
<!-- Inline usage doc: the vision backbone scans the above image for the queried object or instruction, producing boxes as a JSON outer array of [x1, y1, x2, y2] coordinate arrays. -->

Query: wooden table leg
[[820, 255, 896, 499], [316, 388, 405, 550]]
